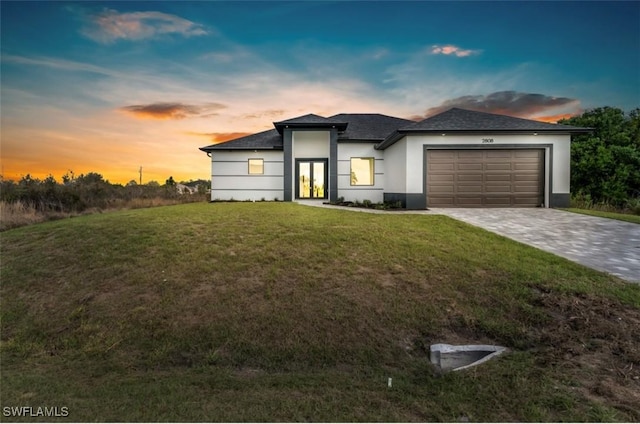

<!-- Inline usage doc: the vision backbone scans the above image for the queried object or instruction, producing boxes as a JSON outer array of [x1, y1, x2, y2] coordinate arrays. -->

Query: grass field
[[564, 207, 640, 224], [2, 202, 639, 422]]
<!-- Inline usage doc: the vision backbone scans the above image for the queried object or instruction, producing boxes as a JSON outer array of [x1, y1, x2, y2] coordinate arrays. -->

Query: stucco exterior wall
[[292, 131, 330, 158], [382, 138, 407, 194], [210, 150, 284, 201], [336, 142, 384, 203]]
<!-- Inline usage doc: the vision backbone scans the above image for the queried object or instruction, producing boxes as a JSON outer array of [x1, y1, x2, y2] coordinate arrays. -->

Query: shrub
[[626, 197, 640, 215]]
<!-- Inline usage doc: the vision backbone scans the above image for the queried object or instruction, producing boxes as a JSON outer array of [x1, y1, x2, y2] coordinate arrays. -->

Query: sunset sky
[[1, 1, 639, 184]]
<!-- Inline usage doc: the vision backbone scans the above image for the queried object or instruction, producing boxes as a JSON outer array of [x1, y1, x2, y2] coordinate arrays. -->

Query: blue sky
[[1, 1, 639, 183]]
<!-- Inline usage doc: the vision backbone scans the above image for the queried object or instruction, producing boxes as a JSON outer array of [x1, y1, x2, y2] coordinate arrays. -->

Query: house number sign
[[481, 138, 494, 143]]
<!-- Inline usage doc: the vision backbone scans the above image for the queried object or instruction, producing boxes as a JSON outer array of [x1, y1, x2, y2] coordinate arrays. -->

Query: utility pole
[[139, 166, 142, 185]]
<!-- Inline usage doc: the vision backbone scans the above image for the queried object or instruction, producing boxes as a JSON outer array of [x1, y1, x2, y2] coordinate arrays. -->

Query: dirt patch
[[533, 290, 640, 419]]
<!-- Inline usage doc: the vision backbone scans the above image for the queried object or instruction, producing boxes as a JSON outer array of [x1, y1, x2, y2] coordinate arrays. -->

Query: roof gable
[[330, 113, 415, 141], [273, 113, 348, 134], [402, 108, 589, 132], [274, 113, 341, 125]]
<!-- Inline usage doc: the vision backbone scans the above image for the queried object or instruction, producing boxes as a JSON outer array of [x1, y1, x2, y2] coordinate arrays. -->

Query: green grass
[[2, 203, 640, 422], [564, 207, 640, 224]]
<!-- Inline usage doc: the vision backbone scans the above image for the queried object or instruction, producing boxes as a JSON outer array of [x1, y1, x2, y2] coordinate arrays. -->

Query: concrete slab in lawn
[[429, 208, 640, 283]]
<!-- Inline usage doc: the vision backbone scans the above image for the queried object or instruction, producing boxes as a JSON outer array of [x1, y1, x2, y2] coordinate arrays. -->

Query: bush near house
[[560, 107, 640, 211]]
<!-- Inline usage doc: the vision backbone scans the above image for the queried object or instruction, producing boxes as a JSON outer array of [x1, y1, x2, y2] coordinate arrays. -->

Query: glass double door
[[296, 159, 327, 199]]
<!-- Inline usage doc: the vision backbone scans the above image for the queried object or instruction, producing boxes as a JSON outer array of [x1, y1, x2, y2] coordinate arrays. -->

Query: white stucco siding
[[405, 134, 571, 201], [336, 142, 384, 203], [210, 150, 284, 201], [382, 138, 407, 194], [551, 139, 571, 193], [292, 131, 330, 158]]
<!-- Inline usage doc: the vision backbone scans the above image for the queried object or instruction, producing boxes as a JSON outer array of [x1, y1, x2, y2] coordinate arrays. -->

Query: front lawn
[[1, 203, 639, 422]]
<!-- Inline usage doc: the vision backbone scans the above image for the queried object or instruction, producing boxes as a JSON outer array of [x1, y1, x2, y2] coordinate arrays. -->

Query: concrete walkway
[[296, 201, 640, 283], [429, 208, 640, 283]]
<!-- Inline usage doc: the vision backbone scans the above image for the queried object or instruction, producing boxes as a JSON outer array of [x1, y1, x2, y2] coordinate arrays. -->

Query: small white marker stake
[[388, 377, 392, 387]]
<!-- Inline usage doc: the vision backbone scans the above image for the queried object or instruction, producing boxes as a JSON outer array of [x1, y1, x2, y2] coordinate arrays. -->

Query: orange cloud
[[120, 102, 226, 120], [187, 131, 253, 143], [534, 113, 578, 123], [430, 44, 480, 57]]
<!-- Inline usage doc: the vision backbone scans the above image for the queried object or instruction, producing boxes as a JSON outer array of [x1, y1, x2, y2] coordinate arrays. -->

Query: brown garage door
[[426, 149, 544, 207]]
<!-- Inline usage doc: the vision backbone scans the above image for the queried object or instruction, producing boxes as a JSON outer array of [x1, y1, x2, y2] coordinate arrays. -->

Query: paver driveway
[[430, 208, 640, 283]]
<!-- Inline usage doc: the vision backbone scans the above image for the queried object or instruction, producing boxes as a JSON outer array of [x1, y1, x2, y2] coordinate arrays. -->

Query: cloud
[[241, 109, 286, 120], [1, 54, 127, 78], [430, 44, 480, 57], [120, 102, 226, 120], [80, 8, 208, 44], [414, 91, 582, 121]]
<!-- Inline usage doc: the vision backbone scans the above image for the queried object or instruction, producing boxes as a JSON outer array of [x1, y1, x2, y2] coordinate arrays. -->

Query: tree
[[560, 107, 640, 206]]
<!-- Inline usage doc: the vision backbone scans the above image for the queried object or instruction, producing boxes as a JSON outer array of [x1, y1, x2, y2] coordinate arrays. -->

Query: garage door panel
[[457, 196, 483, 205], [486, 162, 513, 171], [485, 198, 512, 206], [429, 184, 455, 193], [457, 173, 483, 181], [514, 163, 540, 171], [485, 184, 512, 193], [458, 184, 483, 193], [430, 150, 456, 159], [428, 195, 456, 206], [430, 163, 455, 171], [427, 149, 543, 207], [515, 150, 542, 158], [430, 173, 455, 182], [457, 151, 484, 159], [485, 151, 513, 158], [515, 184, 541, 193], [485, 174, 511, 182], [515, 174, 539, 182], [457, 163, 483, 171]]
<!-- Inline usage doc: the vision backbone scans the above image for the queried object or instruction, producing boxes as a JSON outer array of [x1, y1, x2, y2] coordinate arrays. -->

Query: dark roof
[[274, 113, 348, 134], [330, 113, 415, 141], [401, 108, 589, 132], [200, 108, 591, 152], [199, 129, 282, 151], [377, 108, 591, 149]]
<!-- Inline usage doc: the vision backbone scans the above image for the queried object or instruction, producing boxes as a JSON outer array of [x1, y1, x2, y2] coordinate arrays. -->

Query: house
[[199, 108, 590, 208], [176, 183, 196, 195]]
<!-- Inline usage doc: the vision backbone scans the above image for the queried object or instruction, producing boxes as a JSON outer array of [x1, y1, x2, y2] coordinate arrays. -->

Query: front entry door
[[296, 159, 328, 199]]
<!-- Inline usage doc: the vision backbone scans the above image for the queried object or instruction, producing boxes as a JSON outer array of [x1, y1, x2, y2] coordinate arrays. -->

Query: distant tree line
[[560, 107, 640, 211], [0, 171, 209, 213]]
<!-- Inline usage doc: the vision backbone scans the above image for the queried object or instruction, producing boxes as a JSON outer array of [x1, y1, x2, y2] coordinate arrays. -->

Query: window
[[248, 158, 264, 175], [350, 157, 374, 186]]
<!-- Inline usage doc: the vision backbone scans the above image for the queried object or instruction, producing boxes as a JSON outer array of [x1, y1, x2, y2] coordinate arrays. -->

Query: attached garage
[[426, 149, 544, 207]]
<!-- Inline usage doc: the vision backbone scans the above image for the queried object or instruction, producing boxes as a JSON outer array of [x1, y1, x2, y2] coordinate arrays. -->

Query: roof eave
[[273, 122, 349, 134], [400, 128, 593, 135], [375, 131, 405, 150], [200, 146, 283, 152]]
